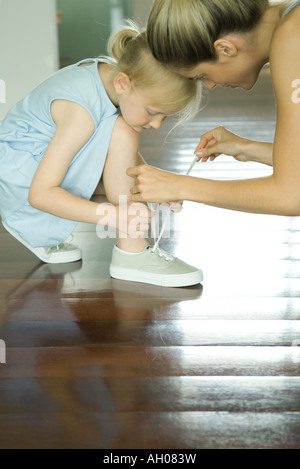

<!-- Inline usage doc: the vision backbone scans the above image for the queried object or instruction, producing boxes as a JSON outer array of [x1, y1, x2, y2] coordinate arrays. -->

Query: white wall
[[0, 0, 59, 121], [131, 0, 154, 27]]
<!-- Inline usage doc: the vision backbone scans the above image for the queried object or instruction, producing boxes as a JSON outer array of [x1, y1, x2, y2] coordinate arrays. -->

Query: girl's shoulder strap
[[75, 57, 116, 67], [282, 0, 300, 17]]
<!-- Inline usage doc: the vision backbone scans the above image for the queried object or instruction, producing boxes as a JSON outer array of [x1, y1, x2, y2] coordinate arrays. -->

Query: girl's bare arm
[[29, 100, 151, 233], [28, 99, 107, 224]]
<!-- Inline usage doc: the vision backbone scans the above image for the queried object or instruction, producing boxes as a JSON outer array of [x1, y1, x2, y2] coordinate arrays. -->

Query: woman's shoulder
[[269, 5, 300, 103], [269, 8, 300, 76], [272, 4, 300, 49]]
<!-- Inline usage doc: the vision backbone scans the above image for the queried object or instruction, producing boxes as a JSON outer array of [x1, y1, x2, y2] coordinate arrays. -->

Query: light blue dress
[[282, 0, 300, 16], [0, 59, 119, 247]]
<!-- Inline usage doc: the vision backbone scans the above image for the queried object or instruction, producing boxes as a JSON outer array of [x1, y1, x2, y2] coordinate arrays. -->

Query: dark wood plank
[[1, 376, 300, 413], [1, 319, 300, 347], [0, 346, 299, 378], [0, 411, 299, 449]]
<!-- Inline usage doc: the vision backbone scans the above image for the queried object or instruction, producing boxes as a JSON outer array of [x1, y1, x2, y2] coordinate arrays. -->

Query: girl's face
[[117, 83, 167, 133]]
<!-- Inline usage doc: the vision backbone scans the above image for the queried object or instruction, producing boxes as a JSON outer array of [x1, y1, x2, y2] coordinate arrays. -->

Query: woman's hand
[[126, 164, 181, 204], [195, 126, 250, 162]]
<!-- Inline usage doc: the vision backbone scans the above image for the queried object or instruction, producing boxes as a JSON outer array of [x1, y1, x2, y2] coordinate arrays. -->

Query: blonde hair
[[147, 0, 270, 68], [107, 22, 202, 124]]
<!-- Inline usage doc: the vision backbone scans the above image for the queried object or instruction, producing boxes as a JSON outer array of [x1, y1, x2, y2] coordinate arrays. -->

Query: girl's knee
[[109, 116, 139, 159], [103, 117, 140, 204], [112, 116, 138, 142]]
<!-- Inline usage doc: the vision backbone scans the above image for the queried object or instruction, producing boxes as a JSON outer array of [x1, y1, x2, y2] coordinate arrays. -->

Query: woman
[[127, 0, 300, 216]]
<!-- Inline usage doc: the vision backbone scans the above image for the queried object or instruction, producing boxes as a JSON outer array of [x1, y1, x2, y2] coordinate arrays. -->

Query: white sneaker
[[2, 221, 82, 264], [110, 245, 203, 288]]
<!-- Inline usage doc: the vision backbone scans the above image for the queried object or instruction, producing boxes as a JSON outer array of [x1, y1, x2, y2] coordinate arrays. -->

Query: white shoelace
[[148, 245, 174, 261], [151, 155, 198, 253], [46, 234, 75, 254]]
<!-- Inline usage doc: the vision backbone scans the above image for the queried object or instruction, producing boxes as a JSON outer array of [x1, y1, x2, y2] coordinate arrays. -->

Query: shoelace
[[45, 234, 74, 254], [151, 155, 198, 253], [147, 245, 174, 261]]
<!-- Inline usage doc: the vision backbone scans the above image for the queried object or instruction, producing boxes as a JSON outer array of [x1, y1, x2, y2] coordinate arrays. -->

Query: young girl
[[0, 24, 203, 288], [127, 1, 300, 218]]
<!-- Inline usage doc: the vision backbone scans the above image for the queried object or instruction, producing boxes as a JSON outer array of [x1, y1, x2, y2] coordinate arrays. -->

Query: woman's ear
[[114, 72, 131, 94], [214, 38, 238, 58]]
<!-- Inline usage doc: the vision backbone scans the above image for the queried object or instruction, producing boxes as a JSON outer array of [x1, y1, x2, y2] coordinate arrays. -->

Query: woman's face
[[179, 38, 264, 91], [181, 63, 260, 91]]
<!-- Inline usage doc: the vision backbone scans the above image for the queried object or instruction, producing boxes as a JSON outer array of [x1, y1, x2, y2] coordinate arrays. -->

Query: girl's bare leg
[[96, 117, 149, 253]]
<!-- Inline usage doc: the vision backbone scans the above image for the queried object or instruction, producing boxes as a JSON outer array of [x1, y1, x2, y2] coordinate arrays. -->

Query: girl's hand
[[121, 202, 154, 238], [169, 201, 183, 212], [150, 201, 183, 213], [195, 126, 250, 162], [96, 201, 154, 238]]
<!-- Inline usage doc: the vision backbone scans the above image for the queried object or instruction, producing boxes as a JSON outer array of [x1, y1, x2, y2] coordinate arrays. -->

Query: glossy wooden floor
[[0, 70, 300, 449]]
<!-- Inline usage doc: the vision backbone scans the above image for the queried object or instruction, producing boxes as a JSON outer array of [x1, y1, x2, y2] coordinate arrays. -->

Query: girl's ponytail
[[107, 22, 140, 62], [105, 21, 202, 127]]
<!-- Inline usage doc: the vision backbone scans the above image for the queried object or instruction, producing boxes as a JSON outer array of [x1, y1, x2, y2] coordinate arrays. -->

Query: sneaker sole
[[109, 265, 203, 288], [2, 221, 82, 264]]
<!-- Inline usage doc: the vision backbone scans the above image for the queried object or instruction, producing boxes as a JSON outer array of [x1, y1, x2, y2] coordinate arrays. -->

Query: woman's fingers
[[195, 126, 243, 161], [126, 165, 142, 178], [195, 131, 222, 161], [127, 164, 180, 203]]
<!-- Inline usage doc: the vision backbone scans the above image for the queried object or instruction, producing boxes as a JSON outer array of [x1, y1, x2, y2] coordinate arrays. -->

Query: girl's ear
[[114, 72, 132, 94]]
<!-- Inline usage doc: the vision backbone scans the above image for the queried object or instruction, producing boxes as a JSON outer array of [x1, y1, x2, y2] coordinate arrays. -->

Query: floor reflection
[[2, 260, 203, 320], [0, 258, 204, 448]]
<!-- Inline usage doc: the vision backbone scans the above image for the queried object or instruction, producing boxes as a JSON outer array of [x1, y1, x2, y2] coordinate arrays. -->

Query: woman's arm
[[195, 126, 273, 166], [127, 164, 280, 214], [128, 18, 300, 216]]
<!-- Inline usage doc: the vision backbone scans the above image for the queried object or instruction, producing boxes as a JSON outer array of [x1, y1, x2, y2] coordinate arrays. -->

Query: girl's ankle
[[117, 237, 148, 253]]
